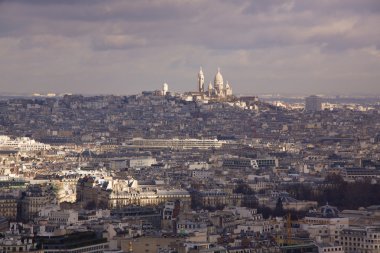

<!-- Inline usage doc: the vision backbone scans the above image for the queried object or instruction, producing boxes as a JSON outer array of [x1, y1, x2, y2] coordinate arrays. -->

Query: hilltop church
[[197, 67, 233, 99]]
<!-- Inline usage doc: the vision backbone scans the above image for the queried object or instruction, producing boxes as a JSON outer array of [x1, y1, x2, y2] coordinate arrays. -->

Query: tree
[[98, 200, 108, 209], [234, 183, 255, 195], [257, 206, 273, 219], [273, 197, 285, 217]]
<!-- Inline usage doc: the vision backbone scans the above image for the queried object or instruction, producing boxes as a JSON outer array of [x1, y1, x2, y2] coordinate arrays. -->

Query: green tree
[[273, 197, 285, 217], [234, 183, 255, 195]]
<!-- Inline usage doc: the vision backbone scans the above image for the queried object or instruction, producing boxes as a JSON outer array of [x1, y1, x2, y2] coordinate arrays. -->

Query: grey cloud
[[242, 0, 295, 14], [241, 0, 380, 15], [3, 0, 201, 22], [0, 0, 202, 40], [2, 0, 378, 53], [0, 0, 379, 95], [293, 0, 380, 14], [91, 35, 147, 51]]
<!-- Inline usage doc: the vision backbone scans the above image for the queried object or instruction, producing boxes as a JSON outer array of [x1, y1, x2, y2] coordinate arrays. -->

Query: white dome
[[214, 68, 223, 87]]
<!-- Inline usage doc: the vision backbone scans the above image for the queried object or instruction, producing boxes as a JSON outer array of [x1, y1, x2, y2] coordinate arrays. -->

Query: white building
[[0, 135, 51, 151], [125, 138, 225, 150], [162, 82, 169, 95], [128, 157, 156, 168], [198, 67, 205, 93], [197, 67, 233, 98], [188, 162, 210, 170]]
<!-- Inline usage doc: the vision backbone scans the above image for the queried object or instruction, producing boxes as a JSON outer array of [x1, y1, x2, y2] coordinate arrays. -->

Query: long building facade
[[124, 138, 225, 150], [339, 226, 380, 253], [77, 177, 191, 209]]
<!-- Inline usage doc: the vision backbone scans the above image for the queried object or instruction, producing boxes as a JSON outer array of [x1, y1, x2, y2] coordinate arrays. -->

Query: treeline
[[257, 205, 308, 219], [286, 174, 380, 210]]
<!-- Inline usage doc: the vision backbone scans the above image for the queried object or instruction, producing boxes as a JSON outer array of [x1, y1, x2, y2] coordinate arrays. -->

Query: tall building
[[0, 196, 18, 220], [198, 67, 204, 93], [305, 95, 322, 112], [21, 186, 53, 221], [162, 82, 169, 95]]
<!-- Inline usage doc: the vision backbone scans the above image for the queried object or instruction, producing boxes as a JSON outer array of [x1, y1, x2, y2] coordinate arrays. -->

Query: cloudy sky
[[0, 0, 379, 96]]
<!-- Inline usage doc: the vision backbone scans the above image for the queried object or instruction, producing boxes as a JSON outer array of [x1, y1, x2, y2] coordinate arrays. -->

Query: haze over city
[[0, 0, 380, 95]]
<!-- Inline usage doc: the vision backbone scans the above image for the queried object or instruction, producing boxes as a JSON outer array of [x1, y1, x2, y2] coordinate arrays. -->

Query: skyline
[[0, 0, 380, 95]]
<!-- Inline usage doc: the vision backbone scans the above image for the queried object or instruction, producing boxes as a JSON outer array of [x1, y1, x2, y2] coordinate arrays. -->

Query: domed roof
[[225, 81, 230, 89], [319, 203, 339, 218], [214, 68, 223, 86], [278, 192, 297, 203]]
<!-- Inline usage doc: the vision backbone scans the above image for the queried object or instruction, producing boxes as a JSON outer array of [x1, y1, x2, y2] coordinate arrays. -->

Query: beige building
[[52, 175, 78, 203], [316, 243, 344, 253], [77, 177, 191, 209], [124, 138, 225, 150], [300, 205, 349, 244], [108, 189, 191, 209], [339, 226, 380, 253], [21, 185, 53, 221], [47, 209, 78, 225], [120, 236, 185, 253], [0, 196, 18, 220], [192, 190, 243, 209], [201, 68, 233, 99]]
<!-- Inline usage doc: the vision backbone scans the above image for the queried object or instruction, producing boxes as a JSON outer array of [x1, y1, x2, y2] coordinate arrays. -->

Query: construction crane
[[286, 212, 292, 245]]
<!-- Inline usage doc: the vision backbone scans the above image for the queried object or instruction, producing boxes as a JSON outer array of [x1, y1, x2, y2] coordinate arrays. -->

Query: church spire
[[198, 66, 205, 93]]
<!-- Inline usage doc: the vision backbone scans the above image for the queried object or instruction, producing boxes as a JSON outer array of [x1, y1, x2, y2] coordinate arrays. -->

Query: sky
[[0, 0, 379, 96]]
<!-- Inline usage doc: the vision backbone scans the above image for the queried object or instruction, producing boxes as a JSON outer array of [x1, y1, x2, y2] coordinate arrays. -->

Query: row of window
[[322, 247, 342, 252], [343, 244, 379, 251], [0, 246, 26, 252], [341, 237, 378, 243], [0, 207, 16, 211]]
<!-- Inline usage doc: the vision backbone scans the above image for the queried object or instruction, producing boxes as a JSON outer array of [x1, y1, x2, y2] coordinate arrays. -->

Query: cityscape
[[0, 1, 380, 253]]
